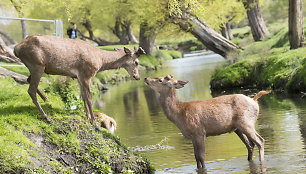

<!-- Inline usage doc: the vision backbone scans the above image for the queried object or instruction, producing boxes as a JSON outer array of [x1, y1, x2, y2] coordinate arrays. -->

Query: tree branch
[[0, 66, 27, 84]]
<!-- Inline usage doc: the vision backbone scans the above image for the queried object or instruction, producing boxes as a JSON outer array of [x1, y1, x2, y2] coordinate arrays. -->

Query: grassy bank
[[0, 77, 152, 173], [0, 45, 184, 173], [210, 22, 306, 93], [96, 46, 183, 85]]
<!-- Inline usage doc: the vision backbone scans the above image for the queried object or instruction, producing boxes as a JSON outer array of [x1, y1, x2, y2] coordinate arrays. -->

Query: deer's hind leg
[[238, 125, 265, 162], [28, 66, 51, 122], [235, 129, 255, 161], [27, 75, 49, 102]]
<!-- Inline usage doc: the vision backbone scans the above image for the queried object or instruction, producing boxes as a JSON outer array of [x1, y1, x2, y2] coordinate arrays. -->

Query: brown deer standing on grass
[[145, 75, 270, 169], [14, 35, 145, 130]]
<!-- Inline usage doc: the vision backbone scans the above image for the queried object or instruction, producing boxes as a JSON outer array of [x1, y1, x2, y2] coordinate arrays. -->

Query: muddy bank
[[0, 78, 152, 173]]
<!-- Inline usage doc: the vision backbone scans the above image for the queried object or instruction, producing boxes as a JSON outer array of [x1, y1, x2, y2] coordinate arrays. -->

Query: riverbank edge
[[210, 23, 306, 93], [0, 77, 154, 173], [210, 47, 306, 93], [0, 46, 183, 173]]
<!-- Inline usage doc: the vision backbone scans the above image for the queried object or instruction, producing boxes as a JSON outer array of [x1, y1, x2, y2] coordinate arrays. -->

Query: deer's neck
[[98, 50, 127, 71], [159, 88, 183, 124]]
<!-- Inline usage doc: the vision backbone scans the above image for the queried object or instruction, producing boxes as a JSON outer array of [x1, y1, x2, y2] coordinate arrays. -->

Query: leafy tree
[[200, 0, 245, 40]]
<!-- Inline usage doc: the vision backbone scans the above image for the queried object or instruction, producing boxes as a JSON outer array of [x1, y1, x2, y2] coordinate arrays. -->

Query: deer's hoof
[[43, 116, 52, 124]]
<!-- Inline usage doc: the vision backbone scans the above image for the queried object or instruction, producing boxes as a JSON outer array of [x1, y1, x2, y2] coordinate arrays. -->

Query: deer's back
[[14, 35, 100, 77], [180, 94, 259, 137]]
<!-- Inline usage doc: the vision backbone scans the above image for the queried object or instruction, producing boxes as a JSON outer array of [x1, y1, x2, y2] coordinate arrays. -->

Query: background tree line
[[0, 0, 304, 58]]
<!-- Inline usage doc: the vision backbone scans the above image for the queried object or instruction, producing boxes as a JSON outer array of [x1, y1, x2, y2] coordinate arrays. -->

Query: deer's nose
[[133, 75, 140, 80]]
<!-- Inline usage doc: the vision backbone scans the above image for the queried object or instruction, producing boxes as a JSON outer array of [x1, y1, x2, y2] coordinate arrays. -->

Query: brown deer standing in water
[[145, 75, 270, 169], [14, 35, 145, 130]]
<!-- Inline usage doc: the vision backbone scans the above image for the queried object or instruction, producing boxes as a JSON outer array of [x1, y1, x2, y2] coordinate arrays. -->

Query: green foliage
[[0, 64, 30, 76], [0, 77, 153, 173], [211, 19, 306, 92], [95, 69, 129, 85], [200, 0, 245, 30], [262, 0, 288, 23], [211, 45, 306, 92], [168, 0, 205, 18], [160, 50, 183, 59], [47, 77, 83, 111]]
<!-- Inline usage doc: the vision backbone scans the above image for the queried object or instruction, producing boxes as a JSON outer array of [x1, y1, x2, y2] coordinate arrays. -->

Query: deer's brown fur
[[14, 35, 145, 130], [145, 75, 270, 169]]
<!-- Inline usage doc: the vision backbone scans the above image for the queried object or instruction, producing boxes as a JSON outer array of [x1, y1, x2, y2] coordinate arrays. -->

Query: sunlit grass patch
[[0, 77, 152, 173]]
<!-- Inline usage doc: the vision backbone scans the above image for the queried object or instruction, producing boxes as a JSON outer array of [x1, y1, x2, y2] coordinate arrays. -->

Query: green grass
[[211, 22, 306, 93], [0, 77, 152, 173]]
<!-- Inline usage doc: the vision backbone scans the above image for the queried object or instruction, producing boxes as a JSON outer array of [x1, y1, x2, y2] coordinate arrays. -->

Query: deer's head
[[121, 47, 145, 80], [145, 75, 189, 93]]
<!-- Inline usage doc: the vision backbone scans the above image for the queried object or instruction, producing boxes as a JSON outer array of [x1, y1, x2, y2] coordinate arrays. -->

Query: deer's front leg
[[78, 77, 101, 131], [192, 135, 206, 169]]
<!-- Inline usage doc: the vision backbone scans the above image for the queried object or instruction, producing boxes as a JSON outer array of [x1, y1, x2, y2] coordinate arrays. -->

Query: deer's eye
[[159, 79, 163, 83], [135, 61, 139, 66]]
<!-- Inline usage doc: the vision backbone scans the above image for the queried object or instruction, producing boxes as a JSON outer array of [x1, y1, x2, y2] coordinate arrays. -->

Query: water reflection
[[143, 88, 161, 116], [94, 52, 306, 173]]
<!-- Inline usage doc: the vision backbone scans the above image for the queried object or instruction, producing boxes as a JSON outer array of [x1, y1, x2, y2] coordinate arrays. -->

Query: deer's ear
[[164, 74, 173, 80], [137, 47, 146, 55], [174, 80, 189, 89], [124, 47, 132, 56]]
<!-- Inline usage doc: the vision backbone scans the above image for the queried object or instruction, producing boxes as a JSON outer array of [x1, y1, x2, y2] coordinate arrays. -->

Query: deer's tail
[[253, 90, 271, 101]]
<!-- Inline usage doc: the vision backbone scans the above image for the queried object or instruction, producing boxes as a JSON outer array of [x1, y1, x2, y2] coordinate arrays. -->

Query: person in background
[[67, 23, 77, 39]]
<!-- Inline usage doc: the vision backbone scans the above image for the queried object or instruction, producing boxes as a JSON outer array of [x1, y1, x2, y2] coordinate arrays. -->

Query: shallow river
[[95, 52, 306, 173]]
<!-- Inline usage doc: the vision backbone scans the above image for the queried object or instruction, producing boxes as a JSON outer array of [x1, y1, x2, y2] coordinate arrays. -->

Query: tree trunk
[[0, 66, 27, 84], [289, 0, 304, 49], [0, 29, 16, 45], [110, 17, 129, 45], [80, 19, 119, 46], [21, 19, 28, 39], [243, 0, 269, 41], [172, 13, 241, 58], [139, 22, 157, 56], [10, 0, 28, 39], [0, 37, 22, 64], [127, 23, 139, 44], [221, 23, 233, 40], [110, 18, 138, 44]]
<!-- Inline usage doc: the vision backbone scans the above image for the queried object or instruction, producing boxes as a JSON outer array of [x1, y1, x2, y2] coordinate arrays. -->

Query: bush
[[211, 47, 306, 92], [47, 77, 82, 111]]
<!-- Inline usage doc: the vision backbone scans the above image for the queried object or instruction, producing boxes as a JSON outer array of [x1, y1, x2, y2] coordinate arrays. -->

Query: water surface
[[95, 52, 306, 173]]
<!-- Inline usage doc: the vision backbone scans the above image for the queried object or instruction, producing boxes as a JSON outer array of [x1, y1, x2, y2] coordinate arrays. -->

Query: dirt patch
[[25, 117, 153, 173]]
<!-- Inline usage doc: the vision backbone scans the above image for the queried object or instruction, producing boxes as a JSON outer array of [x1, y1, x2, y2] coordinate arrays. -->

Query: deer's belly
[[44, 64, 78, 78], [205, 124, 236, 137]]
